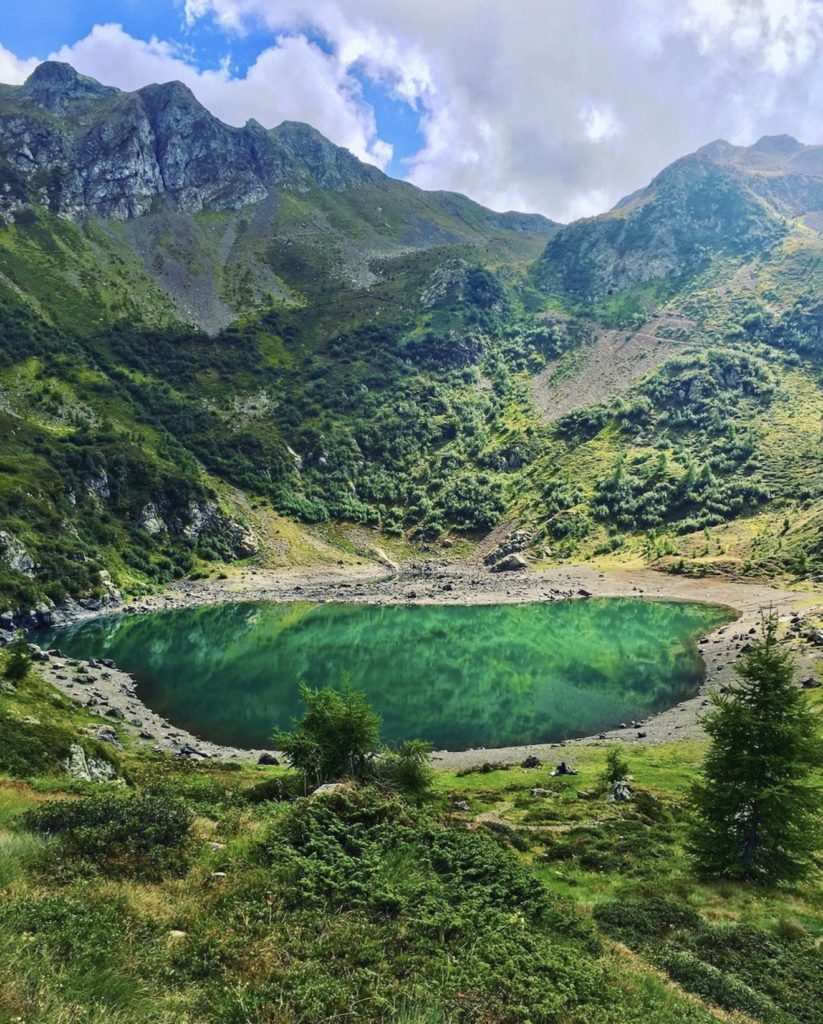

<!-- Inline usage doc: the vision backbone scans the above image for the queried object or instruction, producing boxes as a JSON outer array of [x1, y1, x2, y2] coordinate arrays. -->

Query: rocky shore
[[19, 561, 823, 769]]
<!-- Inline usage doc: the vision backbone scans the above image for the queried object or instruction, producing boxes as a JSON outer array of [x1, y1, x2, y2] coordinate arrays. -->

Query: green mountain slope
[[0, 64, 820, 611]]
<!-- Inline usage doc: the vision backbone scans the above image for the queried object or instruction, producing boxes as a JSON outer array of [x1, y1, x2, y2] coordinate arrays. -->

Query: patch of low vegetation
[[1, 626, 820, 1023]]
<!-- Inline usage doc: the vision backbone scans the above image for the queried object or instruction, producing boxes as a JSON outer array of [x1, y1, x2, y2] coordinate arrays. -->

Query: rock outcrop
[[0, 62, 379, 223]]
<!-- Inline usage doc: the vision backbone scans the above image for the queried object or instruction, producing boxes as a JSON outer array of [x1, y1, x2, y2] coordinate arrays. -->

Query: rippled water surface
[[42, 598, 733, 749]]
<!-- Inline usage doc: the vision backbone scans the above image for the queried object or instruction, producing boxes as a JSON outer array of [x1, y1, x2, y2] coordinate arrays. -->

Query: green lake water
[[41, 598, 734, 750]]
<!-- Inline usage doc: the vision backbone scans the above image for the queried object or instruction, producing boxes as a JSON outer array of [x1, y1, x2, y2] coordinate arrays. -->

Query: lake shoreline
[[34, 562, 820, 770]]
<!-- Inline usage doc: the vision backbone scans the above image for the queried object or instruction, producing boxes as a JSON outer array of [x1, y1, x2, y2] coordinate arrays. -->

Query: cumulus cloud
[[0, 43, 37, 84], [50, 22, 393, 169], [2, 1, 822, 220]]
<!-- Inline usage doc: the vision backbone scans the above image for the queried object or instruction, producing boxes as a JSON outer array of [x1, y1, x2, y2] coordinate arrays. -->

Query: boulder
[[0, 531, 35, 577], [180, 744, 210, 760], [64, 742, 117, 782], [311, 782, 349, 797], [483, 528, 533, 566], [607, 780, 633, 802], [452, 799, 471, 811], [95, 725, 122, 748], [491, 553, 529, 573]]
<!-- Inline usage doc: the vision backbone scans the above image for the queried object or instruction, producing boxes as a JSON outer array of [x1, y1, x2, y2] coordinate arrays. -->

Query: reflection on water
[[41, 598, 734, 749]]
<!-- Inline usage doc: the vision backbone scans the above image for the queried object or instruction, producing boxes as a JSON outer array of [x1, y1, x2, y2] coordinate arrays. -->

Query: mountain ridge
[[0, 61, 556, 230], [0, 62, 820, 610]]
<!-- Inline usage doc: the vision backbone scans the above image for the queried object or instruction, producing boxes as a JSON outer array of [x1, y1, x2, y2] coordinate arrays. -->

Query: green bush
[[243, 774, 301, 804], [21, 791, 193, 877], [653, 948, 786, 1022], [0, 712, 104, 778], [377, 739, 434, 797], [3, 631, 31, 681], [594, 894, 703, 941], [274, 682, 381, 790]]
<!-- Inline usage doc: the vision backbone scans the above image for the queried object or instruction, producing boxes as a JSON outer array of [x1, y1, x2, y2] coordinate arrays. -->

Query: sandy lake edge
[[30, 562, 822, 771]]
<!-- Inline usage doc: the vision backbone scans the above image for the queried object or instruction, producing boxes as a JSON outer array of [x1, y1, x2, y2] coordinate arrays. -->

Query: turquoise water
[[41, 598, 733, 750]]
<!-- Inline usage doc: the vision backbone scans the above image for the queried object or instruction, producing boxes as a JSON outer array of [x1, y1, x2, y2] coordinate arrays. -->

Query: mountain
[[0, 63, 820, 612], [0, 62, 555, 333], [537, 134, 823, 303]]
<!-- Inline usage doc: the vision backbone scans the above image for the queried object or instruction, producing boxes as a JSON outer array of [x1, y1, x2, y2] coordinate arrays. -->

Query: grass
[[0, 645, 821, 1023]]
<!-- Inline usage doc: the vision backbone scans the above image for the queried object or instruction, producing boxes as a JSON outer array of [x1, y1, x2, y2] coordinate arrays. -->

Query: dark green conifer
[[690, 612, 822, 882]]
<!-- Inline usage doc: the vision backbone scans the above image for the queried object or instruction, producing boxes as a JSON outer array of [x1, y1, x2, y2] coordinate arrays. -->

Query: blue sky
[[1, 1, 821, 221], [1, 0, 425, 179]]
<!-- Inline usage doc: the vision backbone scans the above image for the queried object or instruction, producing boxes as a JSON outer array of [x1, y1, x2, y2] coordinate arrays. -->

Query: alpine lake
[[38, 597, 737, 750]]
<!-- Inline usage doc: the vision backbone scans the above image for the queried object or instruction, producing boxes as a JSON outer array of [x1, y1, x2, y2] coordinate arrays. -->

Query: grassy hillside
[[1, 223, 821, 609], [1, 643, 821, 1024], [0, 118, 822, 610]]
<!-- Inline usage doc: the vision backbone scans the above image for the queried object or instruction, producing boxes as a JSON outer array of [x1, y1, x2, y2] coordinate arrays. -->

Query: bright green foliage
[[601, 745, 630, 787], [690, 613, 823, 882], [274, 682, 382, 789], [596, 895, 822, 1023], [2, 654, 821, 1024], [3, 630, 31, 681], [21, 790, 194, 877], [377, 738, 435, 797]]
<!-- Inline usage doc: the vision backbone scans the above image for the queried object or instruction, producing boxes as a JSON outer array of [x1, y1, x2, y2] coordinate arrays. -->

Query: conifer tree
[[690, 612, 822, 882]]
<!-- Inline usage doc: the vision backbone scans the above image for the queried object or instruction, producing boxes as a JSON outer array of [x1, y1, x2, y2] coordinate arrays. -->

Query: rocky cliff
[[0, 62, 383, 223]]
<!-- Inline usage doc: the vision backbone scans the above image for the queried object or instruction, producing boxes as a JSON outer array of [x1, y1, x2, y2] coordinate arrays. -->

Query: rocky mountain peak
[[19, 61, 117, 114], [750, 133, 803, 155], [270, 120, 379, 190]]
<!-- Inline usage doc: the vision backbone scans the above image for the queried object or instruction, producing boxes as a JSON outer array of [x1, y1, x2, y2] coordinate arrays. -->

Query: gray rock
[[607, 780, 633, 802], [64, 742, 117, 782], [0, 531, 35, 577], [1, 62, 378, 227], [95, 725, 122, 748], [312, 782, 349, 797], [180, 744, 210, 760], [490, 553, 529, 573]]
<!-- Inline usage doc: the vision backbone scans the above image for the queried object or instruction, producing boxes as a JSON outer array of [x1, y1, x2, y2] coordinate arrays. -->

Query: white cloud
[[180, 0, 823, 219], [0, 43, 37, 84], [48, 22, 392, 170], [1, 1, 822, 220], [580, 104, 623, 144]]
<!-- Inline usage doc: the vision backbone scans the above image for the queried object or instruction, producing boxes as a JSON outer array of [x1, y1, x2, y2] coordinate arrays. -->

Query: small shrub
[[20, 791, 193, 876], [600, 745, 629, 787], [594, 894, 703, 941], [378, 739, 434, 797], [244, 774, 301, 805], [3, 631, 31, 681]]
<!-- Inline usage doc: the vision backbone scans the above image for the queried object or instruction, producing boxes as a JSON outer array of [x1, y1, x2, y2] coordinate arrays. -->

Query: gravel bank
[[34, 562, 821, 769]]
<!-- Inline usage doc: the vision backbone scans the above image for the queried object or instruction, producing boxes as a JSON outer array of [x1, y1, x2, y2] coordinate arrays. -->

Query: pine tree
[[274, 681, 381, 792], [690, 612, 822, 883]]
